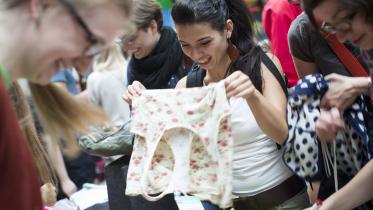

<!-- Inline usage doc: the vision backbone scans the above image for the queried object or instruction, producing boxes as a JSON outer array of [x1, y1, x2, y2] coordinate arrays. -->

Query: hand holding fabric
[[321, 73, 360, 111], [315, 107, 345, 142], [122, 80, 146, 105], [224, 71, 257, 101]]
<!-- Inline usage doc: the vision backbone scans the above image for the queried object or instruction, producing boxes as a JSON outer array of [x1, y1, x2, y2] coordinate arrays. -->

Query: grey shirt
[[288, 13, 350, 76]]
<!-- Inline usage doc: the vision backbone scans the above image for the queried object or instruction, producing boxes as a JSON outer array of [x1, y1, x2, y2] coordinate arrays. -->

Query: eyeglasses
[[58, 0, 103, 57], [320, 12, 357, 35]]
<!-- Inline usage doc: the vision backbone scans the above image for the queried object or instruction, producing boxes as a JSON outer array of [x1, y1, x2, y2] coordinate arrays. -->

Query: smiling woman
[[122, 0, 189, 89], [0, 0, 132, 209], [302, 0, 373, 50], [300, 1, 373, 210]]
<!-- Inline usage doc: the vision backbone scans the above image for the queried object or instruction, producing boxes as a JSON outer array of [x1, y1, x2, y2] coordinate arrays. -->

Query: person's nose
[[190, 47, 204, 62]]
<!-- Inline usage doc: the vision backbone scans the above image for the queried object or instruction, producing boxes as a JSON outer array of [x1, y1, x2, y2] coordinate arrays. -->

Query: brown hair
[[131, 0, 163, 32], [8, 82, 57, 186], [29, 83, 108, 157]]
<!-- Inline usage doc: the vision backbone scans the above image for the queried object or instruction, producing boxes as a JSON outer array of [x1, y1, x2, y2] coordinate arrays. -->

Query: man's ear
[[149, 19, 159, 34]]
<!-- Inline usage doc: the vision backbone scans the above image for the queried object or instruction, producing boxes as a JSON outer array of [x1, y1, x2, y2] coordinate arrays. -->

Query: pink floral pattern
[[125, 82, 234, 208]]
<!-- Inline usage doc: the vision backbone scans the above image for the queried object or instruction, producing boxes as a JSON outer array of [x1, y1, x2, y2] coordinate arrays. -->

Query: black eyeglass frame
[[58, 0, 102, 57]]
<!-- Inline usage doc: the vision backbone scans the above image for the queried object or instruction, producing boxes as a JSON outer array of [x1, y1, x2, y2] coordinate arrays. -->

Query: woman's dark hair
[[171, 0, 264, 92], [302, 0, 373, 27]]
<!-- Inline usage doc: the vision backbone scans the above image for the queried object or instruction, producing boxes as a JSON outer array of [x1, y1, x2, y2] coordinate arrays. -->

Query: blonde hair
[[93, 42, 127, 72], [5, 0, 133, 17], [29, 83, 108, 157], [9, 82, 57, 186]]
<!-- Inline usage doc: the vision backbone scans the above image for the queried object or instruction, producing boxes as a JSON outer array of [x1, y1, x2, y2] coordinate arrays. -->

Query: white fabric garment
[[126, 82, 234, 208], [230, 97, 292, 196]]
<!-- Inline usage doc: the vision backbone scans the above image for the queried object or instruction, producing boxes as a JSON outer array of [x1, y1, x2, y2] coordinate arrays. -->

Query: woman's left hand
[[321, 73, 359, 111], [224, 71, 257, 101]]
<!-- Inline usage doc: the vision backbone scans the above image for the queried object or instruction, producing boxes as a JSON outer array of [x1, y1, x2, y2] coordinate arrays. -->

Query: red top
[[0, 80, 42, 210], [262, 0, 303, 87]]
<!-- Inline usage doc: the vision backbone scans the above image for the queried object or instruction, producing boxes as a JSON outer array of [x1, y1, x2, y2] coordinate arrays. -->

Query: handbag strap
[[320, 32, 368, 77]]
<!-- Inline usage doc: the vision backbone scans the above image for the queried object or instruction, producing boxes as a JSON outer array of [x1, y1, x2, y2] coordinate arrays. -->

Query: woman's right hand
[[315, 107, 345, 142], [122, 81, 146, 105]]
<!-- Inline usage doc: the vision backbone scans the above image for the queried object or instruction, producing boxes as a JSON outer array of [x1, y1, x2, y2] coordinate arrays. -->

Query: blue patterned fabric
[[284, 73, 372, 181]]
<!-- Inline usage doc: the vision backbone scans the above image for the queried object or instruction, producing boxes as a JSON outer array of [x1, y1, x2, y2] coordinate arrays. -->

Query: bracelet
[[310, 199, 323, 210]]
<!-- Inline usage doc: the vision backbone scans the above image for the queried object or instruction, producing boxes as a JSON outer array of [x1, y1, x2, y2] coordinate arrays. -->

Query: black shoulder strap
[[186, 64, 206, 88], [260, 51, 288, 96]]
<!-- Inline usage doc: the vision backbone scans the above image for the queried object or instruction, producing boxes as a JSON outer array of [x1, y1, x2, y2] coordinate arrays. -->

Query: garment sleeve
[[288, 15, 315, 63]]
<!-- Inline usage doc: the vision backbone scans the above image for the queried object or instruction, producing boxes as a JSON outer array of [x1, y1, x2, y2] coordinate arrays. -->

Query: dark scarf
[[130, 27, 183, 89]]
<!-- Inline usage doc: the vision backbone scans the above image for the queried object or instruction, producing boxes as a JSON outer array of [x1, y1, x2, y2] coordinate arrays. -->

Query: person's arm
[[292, 56, 319, 78], [288, 14, 319, 79], [225, 55, 288, 144], [305, 160, 373, 210], [42, 134, 77, 197]]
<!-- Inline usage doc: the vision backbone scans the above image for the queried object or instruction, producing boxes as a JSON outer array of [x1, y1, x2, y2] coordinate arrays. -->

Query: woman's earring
[[227, 38, 239, 62]]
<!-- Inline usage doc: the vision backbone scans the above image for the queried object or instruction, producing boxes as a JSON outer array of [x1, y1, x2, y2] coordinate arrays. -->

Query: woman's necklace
[[203, 61, 233, 86]]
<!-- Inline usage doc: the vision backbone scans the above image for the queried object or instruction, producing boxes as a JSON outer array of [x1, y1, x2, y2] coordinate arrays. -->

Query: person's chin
[[134, 53, 144, 59], [351, 34, 371, 49], [361, 38, 373, 50], [133, 49, 147, 60], [33, 66, 59, 85], [35, 73, 52, 85]]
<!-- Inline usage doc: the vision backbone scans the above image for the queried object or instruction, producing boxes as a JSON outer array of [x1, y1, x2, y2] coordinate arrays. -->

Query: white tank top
[[230, 97, 292, 196]]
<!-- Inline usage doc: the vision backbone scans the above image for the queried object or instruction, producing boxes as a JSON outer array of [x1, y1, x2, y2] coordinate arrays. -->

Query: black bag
[[105, 156, 179, 210]]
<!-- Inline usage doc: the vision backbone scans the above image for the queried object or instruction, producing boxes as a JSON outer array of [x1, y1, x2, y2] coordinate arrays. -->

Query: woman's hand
[[321, 73, 361, 111], [316, 107, 345, 142], [122, 81, 146, 105], [60, 178, 77, 197], [224, 71, 257, 101], [40, 183, 57, 207]]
